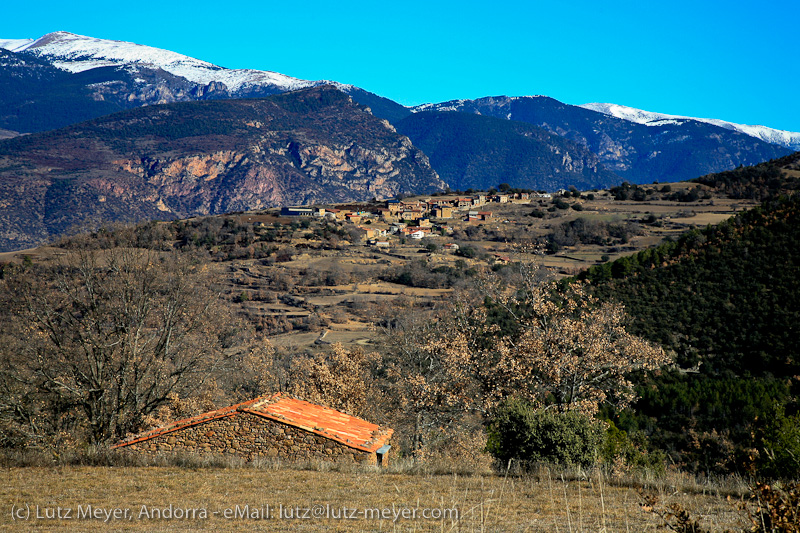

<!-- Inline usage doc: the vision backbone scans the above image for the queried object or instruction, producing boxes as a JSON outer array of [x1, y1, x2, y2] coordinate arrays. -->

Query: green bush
[[456, 245, 478, 259], [601, 420, 666, 473], [553, 198, 570, 210], [754, 404, 800, 480], [486, 400, 604, 468]]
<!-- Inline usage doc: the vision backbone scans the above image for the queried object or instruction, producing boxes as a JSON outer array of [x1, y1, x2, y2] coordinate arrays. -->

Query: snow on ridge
[[411, 94, 551, 114], [411, 99, 469, 113], [0, 31, 317, 93], [581, 102, 800, 151], [22, 31, 220, 70], [0, 38, 35, 52], [580, 103, 684, 125]]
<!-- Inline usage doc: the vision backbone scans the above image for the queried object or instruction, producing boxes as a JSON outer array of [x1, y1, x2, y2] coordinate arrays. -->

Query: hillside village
[[281, 190, 551, 244]]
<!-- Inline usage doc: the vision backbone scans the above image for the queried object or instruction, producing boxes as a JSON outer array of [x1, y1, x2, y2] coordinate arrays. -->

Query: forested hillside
[[691, 151, 800, 199], [395, 111, 619, 191], [578, 192, 800, 475]]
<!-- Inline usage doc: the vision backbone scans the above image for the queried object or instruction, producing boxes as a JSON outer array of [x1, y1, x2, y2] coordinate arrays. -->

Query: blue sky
[[3, 0, 799, 132]]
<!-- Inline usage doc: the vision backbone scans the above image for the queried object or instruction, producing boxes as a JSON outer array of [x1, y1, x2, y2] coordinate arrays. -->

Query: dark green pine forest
[[577, 155, 800, 476]]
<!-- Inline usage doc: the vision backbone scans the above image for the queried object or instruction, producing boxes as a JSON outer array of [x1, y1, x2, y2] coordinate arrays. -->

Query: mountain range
[[580, 102, 800, 152], [0, 31, 797, 251], [0, 86, 442, 251], [4, 32, 797, 149], [411, 96, 791, 184]]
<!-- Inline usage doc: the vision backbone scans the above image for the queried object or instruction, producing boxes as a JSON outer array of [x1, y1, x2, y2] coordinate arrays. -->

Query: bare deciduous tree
[[459, 268, 670, 416], [0, 242, 245, 446], [377, 262, 669, 458], [376, 310, 486, 457], [288, 343, 380, 418]]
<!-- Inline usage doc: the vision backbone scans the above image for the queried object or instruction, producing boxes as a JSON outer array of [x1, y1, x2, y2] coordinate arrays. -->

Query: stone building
[[112, 393, 393, 465]]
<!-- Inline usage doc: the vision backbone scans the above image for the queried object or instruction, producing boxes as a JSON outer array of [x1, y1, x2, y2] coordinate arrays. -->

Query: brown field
[[0, 466, 748, 532], [0, 182, 759, 355], [449, 192, 757, 274]]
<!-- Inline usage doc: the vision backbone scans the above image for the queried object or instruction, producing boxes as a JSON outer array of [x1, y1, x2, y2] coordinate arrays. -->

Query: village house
[[358, 226, 379, 239], [386, 200, 403, 214], [400, 208, 424, 221], [401, 227, 431, 239], [431, 205, 454, 218], [280, 206, 314, 217], [467, 210, 492, 223], [457, 197, 473, 208], [375, 208, 397, 222], [325, 208, 346, 221], [113, 393, 394, 466], [491, 253, 511, 265]]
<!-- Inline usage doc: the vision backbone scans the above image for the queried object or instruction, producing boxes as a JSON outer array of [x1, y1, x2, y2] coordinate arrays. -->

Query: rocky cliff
[[0, 86, 444, 251]]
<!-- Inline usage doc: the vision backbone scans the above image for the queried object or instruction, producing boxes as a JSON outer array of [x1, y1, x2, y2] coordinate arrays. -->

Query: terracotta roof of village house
[[112, 393, 393, 453]]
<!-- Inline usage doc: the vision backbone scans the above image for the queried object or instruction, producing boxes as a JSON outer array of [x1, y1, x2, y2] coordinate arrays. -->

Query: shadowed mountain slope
[[396, 111, 620, 191]]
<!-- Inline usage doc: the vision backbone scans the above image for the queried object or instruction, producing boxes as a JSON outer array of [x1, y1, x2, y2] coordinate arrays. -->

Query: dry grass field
[[0, 184, 780, 532], [0, 465, 749, 532]]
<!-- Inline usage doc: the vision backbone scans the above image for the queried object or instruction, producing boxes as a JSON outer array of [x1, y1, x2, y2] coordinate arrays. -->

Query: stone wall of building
[[123, 412, 378, 464]]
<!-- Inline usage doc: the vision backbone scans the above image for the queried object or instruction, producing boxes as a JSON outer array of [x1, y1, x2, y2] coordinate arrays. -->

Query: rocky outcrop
[[84, 67, 231, 107], [0, 86, 445, 251], [101, 134, 439, 219]]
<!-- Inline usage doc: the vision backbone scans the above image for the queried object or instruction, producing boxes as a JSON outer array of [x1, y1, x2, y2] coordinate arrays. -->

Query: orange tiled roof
[[112, 393, 392, 453], [243, 394, 392, 452]]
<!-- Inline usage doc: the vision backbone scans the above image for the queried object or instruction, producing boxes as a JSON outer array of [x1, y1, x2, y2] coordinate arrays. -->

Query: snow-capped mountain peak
[[0, 31, 342, 95], [5, 31, 221, 72], [581, 102, 800, 151], [0, 38, 35, 52]]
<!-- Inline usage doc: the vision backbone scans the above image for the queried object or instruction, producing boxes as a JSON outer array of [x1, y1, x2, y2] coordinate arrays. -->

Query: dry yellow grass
[[0, 466, 747, 532]]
